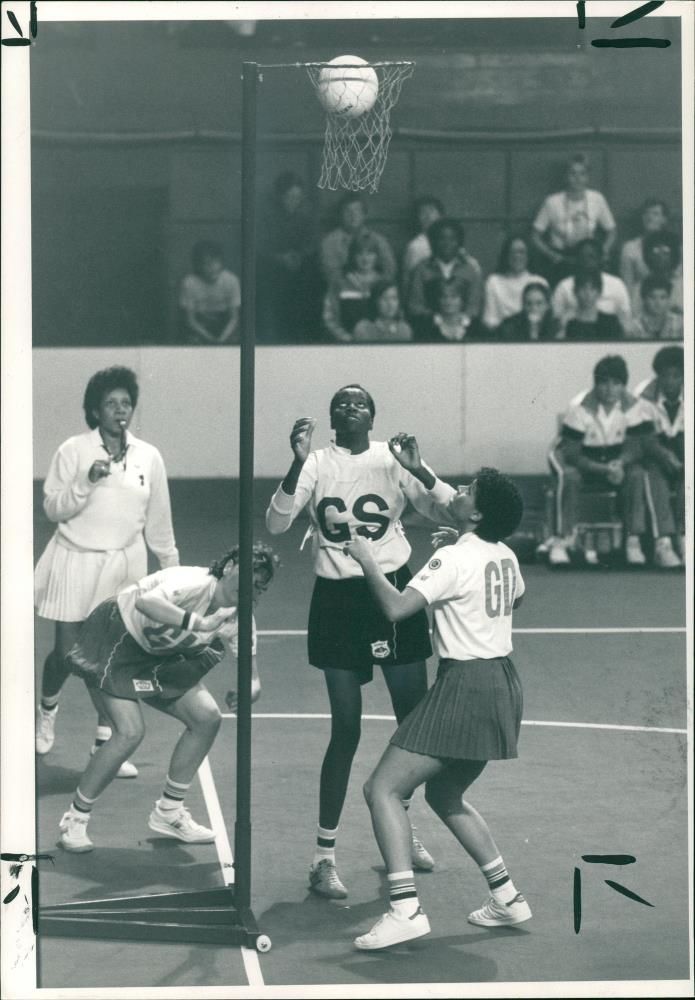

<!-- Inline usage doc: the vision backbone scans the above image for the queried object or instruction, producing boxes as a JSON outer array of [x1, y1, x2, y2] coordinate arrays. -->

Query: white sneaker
[[549, 542, 570, 566], [36, 705, 58, 755], [583, 549, 599, 566], [58, 810, 94, 853], [309, 859, 348, 899], [468, 892, 532, 927], [625, 536, 646, 566], [90, 744, 139, 779], [354, 906, 430, 950], [654, 537, 682, 570], [410, 829, 435, 871], [148, 805, 215, 843]]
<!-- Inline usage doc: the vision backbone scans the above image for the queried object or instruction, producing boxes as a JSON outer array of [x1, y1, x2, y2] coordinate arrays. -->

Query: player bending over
[[346, 468, 531, 950], [56, 543, 278, 853]]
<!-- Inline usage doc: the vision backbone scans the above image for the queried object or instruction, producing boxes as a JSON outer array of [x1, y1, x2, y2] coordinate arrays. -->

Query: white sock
[[156, 797, 183, 813], [492, 879, 519, 904], [313, 824, 338, 866]]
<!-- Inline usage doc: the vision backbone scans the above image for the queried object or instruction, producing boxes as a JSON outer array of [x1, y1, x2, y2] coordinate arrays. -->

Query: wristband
[[181, 611, 202, 631], [181, 610, 191, 630]]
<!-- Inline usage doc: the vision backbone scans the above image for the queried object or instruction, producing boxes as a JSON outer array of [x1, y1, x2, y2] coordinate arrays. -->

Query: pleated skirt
[[34, 533, 147, 622], [390, 656, 523, 761]]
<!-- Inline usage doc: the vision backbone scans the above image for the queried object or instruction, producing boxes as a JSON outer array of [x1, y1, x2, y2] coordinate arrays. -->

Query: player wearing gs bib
[[56, 544, 276, 854], [266, 384, 455, 901], [346, 469, 531, 950]]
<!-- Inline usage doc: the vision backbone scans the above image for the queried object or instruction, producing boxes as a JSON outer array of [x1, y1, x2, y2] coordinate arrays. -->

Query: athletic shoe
[[58, 810, 94, 853], [147, 805, 215, 844], [548, 542, 570, 566], [583, 549, 599, 566], [468, 892, 532, 927], [90, 744, 139, 779], [654, 537, 682, 570], [625, 536, 646, 566], [36, 705, 58, 755], [308, 859, 348, 899], [410, 830, 435, 871], [354, 906, 431, 950]]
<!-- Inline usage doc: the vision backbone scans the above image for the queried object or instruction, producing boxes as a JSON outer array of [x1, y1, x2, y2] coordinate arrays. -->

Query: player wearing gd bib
[[346, 468, 531, 950], [266, 384, 455, 901]]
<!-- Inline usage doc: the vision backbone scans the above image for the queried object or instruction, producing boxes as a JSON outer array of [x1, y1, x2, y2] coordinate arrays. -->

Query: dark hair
[[209, 541, 280, 581], [653, 345, 684, 376], [346, 232, 380, 272], [427, 218, 464, 250], [573, 237, 600, 258], [573, 269, 603, 294], [329, 384, 376, 418], [497, 234, 530, 274], [568, 152, 590, 169], [338, 193, 365, 219], [593, 355, 628, 386], [83, 367, 139, 428], [369, 279, 400, 319], [643, 230, 681, 268], [640, 275, 673, 299], [522, 281, 550, 305], [640, 197, 670, 220], [273, 171, 303, 199], [413, 195, 444, 224], [191, 240, 224, 273], [473, 467, 524, 543]]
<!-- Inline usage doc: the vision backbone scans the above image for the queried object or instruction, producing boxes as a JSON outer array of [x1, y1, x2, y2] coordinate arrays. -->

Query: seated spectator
[[498, 282, 561, 341], [179, 241, 240, 344], [320, 194, 396, 289], [636, 230, 683, 318], [482, 236, 548, 331], [627, 276, 683, 341], [532, 152, 616, 285], [552, 238, 631, 333], [564, 272, 623, 341], [633, 346, 685, 569], [402, 196, 444, 284], [548, 355, 646, 567], [429, 281, 477, 342], [257, 171, 319, 343], [407, 218, 483, 340], [353, 281, 413, 342], [322, 233, 382, 343], [619, 198, 671, 306]]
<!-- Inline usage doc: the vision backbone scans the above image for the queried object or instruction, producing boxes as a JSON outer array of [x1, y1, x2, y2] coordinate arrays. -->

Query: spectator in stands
[[353, 281, 413, 343], [634, 346, 685, 569], [429, 281, 479, 342], [257, 171, 320, 343], [402, 196, 444, 283], [179, 241, 241, 345], [322, 233, 382, 343], [637, 231, 683, 319], [407, 219, 483, 340], [531, 153, 616, 285], [564, 272, 623, 341], [497, 282, 561, 342], [320, 194, 396, 289], [482, 236, 548, 331], [547, 355, 646, 567], [552, 239, 631, 334], [619, 198, 671, 307], [627, 276, 683, 341]]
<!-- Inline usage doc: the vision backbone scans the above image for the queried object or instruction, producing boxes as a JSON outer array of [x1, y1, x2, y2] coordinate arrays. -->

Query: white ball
[[318, 55, 379, 119]]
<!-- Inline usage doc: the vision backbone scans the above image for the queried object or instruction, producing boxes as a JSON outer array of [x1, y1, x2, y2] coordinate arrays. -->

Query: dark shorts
[[66, 599, 225, 702], [307, 564, 432, 685], [391, 656, 523, 761]]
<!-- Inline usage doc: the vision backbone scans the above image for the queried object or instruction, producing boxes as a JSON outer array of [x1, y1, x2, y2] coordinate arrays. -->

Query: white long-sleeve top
[[266, 441, 455, 580], [43, 428, 179, 567]]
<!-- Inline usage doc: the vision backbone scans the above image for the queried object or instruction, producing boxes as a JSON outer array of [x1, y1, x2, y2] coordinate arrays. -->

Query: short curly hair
[[473, 467, 524, 543], [209, 541, 280, 582], [83, 367, 139, 428], [593, 355, 628, 386], [653, 345, 683, 376], [329, 384, 376, 419]]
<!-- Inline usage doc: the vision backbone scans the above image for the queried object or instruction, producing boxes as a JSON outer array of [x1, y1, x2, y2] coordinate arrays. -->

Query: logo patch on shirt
[[371, 639, 390, 659], [428, 558, 442, 570], [133, 679, 154, 692]]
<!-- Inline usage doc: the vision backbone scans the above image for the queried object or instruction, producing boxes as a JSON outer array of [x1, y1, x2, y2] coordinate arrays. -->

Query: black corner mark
[[604, 879, 655, 906], [1, 1, 38, 46], [610, 0, 665, 28], [577, 0, 671, 49], [3, 884, 21, 905], [581, 853, 636, 865], [574, 855, 654, 933], [1, 852, 54, 864], [577, 1, 586, 29]]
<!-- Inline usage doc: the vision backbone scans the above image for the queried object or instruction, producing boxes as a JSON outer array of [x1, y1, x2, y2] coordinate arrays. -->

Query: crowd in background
[[178, 153, 684, 346]]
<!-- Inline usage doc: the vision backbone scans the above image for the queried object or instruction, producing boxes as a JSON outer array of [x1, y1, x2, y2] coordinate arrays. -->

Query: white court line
[[222, 713, 686, 735], [258, 627, 685, 636], [197, 757, 265, 990]]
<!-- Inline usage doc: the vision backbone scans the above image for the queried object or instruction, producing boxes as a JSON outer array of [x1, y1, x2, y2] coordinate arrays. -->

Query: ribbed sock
[[40, 695, 60, 712], [158, 776, 190, 812], [388, 870, 419, 916], [72, 787, 98, 815], [480, 855, 518, 903], [313, 824, 338, 866]]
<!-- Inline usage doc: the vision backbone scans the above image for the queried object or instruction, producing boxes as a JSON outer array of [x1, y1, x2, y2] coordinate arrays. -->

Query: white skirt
[[34, 533, 147, 622]]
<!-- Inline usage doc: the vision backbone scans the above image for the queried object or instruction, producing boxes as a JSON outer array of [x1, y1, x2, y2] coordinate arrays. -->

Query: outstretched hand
[[342, 535, 376, 567], [431, 526, 459, 549], [290, 417, 316, 464], [388, 433, 423, 474], [200, 606, 236, 633]]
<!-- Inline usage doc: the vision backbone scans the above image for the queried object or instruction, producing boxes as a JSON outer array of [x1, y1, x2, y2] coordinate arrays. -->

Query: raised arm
[[265, 418, 317, 534], [389, 433, 456, 523]]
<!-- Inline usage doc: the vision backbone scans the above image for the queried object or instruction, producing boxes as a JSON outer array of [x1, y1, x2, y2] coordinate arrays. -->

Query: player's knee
[[194, 702, 222, 738], [113, 719, 145, 750]]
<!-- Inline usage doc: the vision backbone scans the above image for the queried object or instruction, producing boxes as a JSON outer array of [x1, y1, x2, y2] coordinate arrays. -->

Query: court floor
[[33, 507, 690, 993]]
